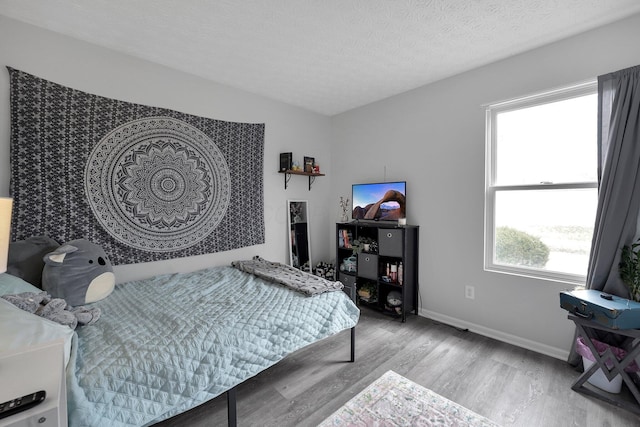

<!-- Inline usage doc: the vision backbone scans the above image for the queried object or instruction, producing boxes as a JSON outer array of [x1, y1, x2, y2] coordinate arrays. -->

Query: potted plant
[[357, 282, 377, 302], [619, 238, 640, 302], [351, 237, 375, 255], [350, 239, 362, 255]]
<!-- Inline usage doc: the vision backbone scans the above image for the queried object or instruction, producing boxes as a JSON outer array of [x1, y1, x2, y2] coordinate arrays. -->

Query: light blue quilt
[[66, 266, 359, 426]]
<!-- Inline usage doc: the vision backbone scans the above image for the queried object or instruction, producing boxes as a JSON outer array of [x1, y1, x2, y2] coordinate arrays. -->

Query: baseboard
[[419, 308, 570, 361]]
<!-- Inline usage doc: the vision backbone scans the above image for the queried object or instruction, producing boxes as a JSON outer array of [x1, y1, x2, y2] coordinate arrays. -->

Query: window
[[485, 81, 598, 283]]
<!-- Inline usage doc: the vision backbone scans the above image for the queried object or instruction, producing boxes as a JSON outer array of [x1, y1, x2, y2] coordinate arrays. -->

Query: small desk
[[569, 314, 640, 414]]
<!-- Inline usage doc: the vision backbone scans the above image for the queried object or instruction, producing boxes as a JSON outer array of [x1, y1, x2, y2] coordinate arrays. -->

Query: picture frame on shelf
[[304, 156, 315, 173], [279, 152, 292, 171]]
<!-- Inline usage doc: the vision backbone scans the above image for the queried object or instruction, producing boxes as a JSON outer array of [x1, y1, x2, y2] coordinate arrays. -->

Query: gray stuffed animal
[[42, 239, 115, 306], [1, 291, 101, 329]]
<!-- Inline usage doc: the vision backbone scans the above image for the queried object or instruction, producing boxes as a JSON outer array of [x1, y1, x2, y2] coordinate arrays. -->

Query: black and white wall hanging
[[8, 67, 265, 265]]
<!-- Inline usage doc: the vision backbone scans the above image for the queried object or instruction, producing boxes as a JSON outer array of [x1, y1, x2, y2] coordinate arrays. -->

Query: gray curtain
[[568, 65, 640, 365], [587, 65, 640, 296]]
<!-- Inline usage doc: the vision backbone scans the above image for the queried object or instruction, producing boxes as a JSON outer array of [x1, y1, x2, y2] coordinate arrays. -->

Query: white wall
[[3, 12, 640, 361], [330, 12, 640, 359], [0, 16, 333, 283]]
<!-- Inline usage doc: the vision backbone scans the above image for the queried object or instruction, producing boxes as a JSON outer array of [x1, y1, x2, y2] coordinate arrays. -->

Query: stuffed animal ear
[[43, 244, 78, 265]]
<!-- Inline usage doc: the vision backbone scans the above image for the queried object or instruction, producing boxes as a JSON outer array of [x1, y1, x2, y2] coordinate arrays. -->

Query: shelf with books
[[337, 227, 354, 250]]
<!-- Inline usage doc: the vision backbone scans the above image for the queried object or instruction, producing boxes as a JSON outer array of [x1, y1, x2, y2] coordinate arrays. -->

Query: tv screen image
[[352, 181, 406, 220]]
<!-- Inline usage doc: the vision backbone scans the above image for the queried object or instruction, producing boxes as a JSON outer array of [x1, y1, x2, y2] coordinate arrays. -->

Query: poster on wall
[[7, 67, 265, 265]]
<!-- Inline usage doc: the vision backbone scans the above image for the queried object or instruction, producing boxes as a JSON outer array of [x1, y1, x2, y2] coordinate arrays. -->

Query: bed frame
[[224, 326, 356, 426], [56, 263, 359, 426]]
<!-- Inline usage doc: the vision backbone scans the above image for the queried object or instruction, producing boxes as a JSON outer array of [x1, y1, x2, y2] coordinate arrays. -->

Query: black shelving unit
[[336, 222, 419, 322]]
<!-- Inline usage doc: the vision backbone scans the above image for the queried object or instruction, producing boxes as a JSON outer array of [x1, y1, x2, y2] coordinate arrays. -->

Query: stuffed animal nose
[[98, 257, 106, 266]]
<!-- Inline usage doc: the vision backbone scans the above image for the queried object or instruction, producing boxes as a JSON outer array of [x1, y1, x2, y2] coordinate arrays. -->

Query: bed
[[0, 260, 359, 427]]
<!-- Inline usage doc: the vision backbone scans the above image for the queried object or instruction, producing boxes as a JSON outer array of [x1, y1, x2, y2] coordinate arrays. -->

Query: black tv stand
[[336, 222, 419, 322]]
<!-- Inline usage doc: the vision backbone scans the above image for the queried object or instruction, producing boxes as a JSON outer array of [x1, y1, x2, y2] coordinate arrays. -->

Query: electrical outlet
[[465, 285, 475, 300]]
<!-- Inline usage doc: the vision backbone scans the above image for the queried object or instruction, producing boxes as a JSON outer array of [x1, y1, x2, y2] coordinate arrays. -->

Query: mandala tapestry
[[8, 68, 265, 265]]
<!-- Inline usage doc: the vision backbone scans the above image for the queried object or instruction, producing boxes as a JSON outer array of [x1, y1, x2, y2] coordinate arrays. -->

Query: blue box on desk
[[560, 289, 640, 330]]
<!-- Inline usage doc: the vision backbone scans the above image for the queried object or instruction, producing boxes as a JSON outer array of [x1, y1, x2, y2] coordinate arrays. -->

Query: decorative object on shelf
[[386, 290, 402, 314], [357, 282, 377, 303], [390, 263, 398, 282], [382, 261, 402, 284], [350, 239, 362, 255], [313, 163, 320, 173], [279, 152, 292, 172], [620, 238, 640, 301], [314, 261, 335, 280], [338, 228, 353, 248], [292, 160, 301, 171], [339, 196, 350, 222], [351, 236, 377, 255], [340, 255, 357, 273], [304, 156, 315, 173]]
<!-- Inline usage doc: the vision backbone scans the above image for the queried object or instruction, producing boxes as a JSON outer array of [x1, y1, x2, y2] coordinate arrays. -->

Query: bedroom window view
[[485, 82, 598, 283]]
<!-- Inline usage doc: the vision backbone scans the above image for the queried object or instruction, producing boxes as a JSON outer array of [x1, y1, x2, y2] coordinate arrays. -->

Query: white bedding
[[66, 265, 359, 426]]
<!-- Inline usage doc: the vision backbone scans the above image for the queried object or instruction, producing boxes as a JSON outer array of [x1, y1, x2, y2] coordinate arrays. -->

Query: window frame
[[484, 81, 598, 284]]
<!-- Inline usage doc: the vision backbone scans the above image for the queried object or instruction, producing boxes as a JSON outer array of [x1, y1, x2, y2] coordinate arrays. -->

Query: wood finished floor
[[155, 308, 640, 427]]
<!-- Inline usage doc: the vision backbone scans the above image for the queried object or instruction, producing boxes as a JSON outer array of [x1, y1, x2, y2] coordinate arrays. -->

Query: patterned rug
[[318, 371, 500, 427]]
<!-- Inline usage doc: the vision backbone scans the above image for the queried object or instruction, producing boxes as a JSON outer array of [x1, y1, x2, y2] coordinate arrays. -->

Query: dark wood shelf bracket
[[278, 170, 325, 191], [283, 171, 292, 189]]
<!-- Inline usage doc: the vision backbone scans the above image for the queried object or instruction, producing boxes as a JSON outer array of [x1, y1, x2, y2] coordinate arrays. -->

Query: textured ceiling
[[1, 1, 640, 116]]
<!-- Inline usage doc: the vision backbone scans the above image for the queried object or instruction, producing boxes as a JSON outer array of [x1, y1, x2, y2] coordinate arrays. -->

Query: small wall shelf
[[278, 170, 325, 190]]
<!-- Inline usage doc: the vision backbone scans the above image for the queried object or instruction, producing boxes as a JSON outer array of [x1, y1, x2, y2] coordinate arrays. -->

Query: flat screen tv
[[352, 181, 406, 221]]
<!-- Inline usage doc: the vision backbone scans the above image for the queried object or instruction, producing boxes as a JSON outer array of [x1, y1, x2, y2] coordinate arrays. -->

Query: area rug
[[318, 370, 500, 427]]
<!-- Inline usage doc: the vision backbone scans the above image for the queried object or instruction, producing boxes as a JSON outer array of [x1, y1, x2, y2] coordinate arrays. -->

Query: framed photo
[[279, 152, 292, 171], [304, 156, 315, 173]]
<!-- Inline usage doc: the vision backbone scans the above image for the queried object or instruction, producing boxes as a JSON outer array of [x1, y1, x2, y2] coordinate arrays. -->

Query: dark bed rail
[[225, 325, 356, 427], [227, 386, 237, 427]]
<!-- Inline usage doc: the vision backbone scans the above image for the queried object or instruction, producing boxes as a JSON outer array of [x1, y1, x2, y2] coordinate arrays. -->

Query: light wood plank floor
[[156, 308, 640, 426]]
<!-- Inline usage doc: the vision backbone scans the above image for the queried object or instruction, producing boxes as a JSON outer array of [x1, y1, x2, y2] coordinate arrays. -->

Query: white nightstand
[[0, 340, 67, 427]]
